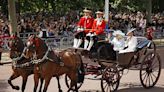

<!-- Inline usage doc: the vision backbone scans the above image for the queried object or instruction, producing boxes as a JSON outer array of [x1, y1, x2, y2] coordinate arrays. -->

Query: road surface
[[0, 47, 164, 92]]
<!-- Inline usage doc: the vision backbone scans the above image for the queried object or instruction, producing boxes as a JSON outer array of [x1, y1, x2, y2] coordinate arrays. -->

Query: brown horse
[[8, 35, 45, 92], [23, 35, 83, 92]]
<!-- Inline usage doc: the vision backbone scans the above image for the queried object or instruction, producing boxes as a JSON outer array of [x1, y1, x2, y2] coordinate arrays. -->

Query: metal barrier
[[152, 30, 164, 46], [1, 36, 74, 51], [19, 32, 74, 49], [2, 29, 164, 51], [1, 37, 10, 51]]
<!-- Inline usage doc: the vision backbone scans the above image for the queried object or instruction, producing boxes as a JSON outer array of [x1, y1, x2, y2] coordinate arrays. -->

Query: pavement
[[0, 47, 164, 92]]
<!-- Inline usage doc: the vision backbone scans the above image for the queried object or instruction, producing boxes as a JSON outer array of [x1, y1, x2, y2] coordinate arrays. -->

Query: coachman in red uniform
[[73, 8, 94, 48], [84, 10, 106, 51]]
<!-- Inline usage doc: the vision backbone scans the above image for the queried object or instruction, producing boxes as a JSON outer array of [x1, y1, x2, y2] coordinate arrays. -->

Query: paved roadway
[[0, 47, 164, 92]]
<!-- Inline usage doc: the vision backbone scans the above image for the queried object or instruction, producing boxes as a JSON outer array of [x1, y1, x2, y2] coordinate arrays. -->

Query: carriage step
[[98, 59, 116, 63], [86, 77, 102, 80]]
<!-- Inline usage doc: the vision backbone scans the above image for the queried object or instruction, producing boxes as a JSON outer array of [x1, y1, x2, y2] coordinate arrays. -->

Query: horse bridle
[[25, 39, 54, 64], [9, 38, 23, 60]]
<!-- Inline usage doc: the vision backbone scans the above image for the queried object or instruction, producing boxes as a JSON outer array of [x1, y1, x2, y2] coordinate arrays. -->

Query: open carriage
[[6, 34, 161, 92], [65, 36, 161, 92]]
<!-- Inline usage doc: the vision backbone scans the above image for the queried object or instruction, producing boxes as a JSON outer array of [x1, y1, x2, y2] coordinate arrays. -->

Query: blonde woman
[[111, 30, 125, 51]]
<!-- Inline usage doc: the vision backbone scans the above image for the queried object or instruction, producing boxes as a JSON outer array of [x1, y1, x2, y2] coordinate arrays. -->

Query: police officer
[[73, 8, 94, 48]]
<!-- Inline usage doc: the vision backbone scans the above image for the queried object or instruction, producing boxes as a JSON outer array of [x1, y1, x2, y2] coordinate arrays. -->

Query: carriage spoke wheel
[[140, 52, 161, 89], [65, 74, 83, 91], [101, 66, 120, 92]]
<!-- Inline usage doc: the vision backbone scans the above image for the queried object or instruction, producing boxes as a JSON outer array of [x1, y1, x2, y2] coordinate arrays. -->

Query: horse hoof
[[13, 86, 20, 90]]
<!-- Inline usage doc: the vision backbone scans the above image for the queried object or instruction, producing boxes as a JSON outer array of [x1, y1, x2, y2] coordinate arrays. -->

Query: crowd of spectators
[[108, 11, 164, 37], [16, 11, 79, 38], [0, 10, 164, 39], [0, 11, 79, 38]]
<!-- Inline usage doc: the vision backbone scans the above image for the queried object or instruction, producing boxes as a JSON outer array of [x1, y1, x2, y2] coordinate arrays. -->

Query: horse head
[[9, 35, 25, 59], [24, 35, 48, 59]]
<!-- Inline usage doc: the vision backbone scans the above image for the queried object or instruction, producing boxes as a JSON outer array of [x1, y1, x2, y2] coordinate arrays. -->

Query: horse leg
[[8, 73, 20, 90], [75, 83, 78, 92], [21, 75, 28, 92], [56, 76, 62, 92], [33, 74, 40, 92], [43, 77, 52, 92], [39, 77, 44, 92], [67, 81, 77, 92], [67, 74, 78, 92]]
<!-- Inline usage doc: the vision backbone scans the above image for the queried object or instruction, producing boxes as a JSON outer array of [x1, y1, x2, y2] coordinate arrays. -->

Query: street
[[0, 47, 164, 92]]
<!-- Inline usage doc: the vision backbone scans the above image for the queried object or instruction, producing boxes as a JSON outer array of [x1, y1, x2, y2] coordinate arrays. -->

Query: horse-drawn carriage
[[6, 35, 161, 92], [65, 36, 161, 92]]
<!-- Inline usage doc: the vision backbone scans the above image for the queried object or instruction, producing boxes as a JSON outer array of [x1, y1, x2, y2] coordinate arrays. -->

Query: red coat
[[78, 16, 94, 34], [91, 19, 106, 35]]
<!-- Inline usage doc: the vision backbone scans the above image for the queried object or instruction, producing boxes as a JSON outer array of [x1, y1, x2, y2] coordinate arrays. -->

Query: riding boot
[[84, 40, 89, 50], [87, 40, 94, 51], [73, 38, 78, 48], [76, 39, 82, 48]]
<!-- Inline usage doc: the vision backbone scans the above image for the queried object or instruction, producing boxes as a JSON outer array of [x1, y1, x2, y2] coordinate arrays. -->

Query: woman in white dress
[[119, 28, 137, 53]]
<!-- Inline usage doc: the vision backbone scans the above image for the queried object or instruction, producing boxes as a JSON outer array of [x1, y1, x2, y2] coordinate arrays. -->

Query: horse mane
[[34, 36, 48, 51], [10, 35, 25, 53], [17, 37, 25, 52], [27, 35, 49, 58]]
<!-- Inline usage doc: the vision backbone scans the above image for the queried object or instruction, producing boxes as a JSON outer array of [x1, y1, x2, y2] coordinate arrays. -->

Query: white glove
[[86, 33, 92, 36], [91, 33, 95, 36], [77, 27, 81, 32], [80, 28, 84, 31], [77, 27, 84, 32], [94, 32, 97, 36]]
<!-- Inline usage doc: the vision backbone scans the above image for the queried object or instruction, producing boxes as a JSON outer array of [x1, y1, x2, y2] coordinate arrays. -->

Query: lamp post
[[105, 0, 109, 22]]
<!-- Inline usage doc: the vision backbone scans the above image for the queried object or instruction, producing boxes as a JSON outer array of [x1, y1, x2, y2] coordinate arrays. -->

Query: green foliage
[[17, 0, 105, 15], [0, 0, 163, 15]]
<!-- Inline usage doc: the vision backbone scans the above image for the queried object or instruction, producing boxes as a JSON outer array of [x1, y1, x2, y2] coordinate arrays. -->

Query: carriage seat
[[136, 37, 151, 52]]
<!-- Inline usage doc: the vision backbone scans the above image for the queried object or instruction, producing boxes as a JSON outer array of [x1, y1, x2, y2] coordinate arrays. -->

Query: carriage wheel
[[140, 52, 161, 89], [101, 65, 120, 92], [65, 74, 83, 90]]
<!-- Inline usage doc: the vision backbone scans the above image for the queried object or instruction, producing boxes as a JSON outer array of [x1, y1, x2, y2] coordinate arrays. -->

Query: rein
[[12, 47, 32, 68], [30, 47, 53, 64], [14, 47, 56, 68]]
